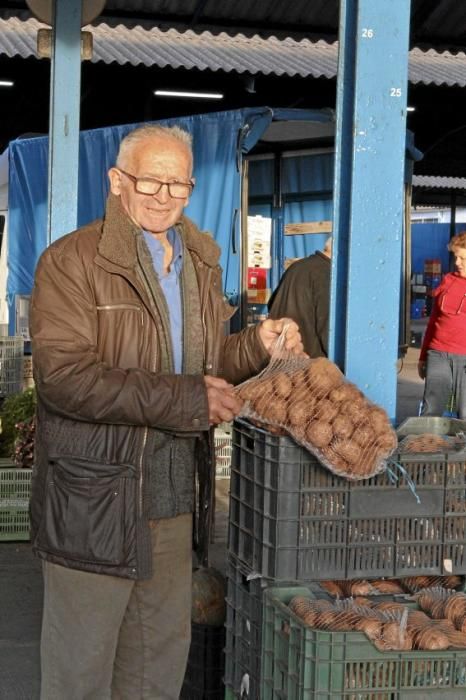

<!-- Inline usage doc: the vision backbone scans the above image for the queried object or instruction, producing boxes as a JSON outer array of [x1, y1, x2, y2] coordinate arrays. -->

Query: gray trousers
[[40, 513, 192, 700], [421, 349, 466, 418]]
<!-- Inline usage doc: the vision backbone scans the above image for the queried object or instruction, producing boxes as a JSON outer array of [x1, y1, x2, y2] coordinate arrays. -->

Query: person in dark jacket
[[268, 237, 331, 357], [29, 124, 303, 700]]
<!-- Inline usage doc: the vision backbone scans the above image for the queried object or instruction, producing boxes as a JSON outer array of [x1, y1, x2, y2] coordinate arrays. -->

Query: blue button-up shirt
[[143, 228, 183, 373]]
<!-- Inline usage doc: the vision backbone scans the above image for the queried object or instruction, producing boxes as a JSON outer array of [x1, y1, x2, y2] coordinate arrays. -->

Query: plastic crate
[[215, 425, 232, 478], [261, 585, 466, 699], [180, 622, 225, 699], [0, 467, 32, 541], [0, 337, 24, 397], [229, 419, 466, 581], [224, 555, 276, 699], [396, 416, 466, 438]]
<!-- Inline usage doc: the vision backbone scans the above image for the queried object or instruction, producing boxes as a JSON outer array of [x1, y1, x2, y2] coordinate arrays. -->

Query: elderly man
[[30, 124, 302, 699]]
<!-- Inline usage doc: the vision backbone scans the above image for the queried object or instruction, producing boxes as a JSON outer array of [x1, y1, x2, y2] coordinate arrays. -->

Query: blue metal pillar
[[329, 0, 411, 420], [47, 0, 82, 243]]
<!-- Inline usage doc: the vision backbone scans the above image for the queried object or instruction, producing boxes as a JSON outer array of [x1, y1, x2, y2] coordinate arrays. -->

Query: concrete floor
[[0, 345, 425, 699]]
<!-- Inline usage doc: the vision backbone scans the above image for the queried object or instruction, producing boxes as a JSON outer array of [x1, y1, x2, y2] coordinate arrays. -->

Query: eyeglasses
[[118, 168, 194, 199]]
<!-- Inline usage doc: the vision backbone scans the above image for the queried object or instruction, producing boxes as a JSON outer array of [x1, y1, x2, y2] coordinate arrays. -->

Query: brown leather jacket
[[30, 194, 268, 579]]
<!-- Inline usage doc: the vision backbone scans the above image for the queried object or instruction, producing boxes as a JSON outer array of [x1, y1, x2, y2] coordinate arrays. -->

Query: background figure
[[29, 124, 303, 700], [268, 237, 331, 357], [418, 231, 466, 418]]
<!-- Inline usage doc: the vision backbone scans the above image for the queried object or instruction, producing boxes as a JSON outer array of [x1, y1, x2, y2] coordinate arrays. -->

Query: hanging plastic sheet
[[6, 106, 338, 331], [7, 109, 249, 324]]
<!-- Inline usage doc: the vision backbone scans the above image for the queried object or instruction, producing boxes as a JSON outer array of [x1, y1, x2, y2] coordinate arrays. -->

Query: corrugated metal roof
[[1, 17, 465, 87], [409, 48, 466, 87], [413, 175, 466, 190], [1, 0, 465, 52]]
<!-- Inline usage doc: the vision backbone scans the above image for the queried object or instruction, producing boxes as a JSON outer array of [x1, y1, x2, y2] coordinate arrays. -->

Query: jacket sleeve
[[221, 324, 270, 384], [30, 245, 210, 433]]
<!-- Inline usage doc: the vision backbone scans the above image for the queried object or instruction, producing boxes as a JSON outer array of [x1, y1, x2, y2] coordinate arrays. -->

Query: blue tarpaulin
[[7, 106, 335, 331]]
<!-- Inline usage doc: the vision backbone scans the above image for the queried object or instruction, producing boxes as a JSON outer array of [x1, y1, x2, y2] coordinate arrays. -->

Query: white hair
[[116, 124, 193, 169]]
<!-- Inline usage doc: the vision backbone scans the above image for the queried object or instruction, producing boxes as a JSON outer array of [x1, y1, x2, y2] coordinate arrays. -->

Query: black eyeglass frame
[[117, 168, 195, 199]]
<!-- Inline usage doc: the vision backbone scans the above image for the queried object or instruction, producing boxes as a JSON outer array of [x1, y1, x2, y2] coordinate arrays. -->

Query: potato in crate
[[229, 418, 466, 581]]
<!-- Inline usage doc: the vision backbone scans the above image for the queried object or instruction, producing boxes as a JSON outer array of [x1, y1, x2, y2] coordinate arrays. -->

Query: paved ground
[[0, 345, 425, 699]]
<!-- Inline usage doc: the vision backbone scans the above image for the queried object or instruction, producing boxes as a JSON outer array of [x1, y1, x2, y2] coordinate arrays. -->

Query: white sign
[[247, 215, 272, 269]]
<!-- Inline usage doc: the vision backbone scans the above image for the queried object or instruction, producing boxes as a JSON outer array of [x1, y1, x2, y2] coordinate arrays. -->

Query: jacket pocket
[[38, 461, 135, 566]]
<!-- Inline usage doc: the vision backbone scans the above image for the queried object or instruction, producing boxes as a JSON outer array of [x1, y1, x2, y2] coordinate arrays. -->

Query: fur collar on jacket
[[98, 192, 221, 270]]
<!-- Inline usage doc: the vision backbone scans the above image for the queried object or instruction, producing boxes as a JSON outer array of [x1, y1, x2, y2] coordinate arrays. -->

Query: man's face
[[108, 135, 193, 236]]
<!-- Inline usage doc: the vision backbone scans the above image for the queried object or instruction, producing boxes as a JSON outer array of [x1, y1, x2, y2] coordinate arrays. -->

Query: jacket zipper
[[96, 303, 142, 311], [138, 429, 148, 516], [168, 437, 177, 512], [201, 267, 212, 370], [96, 304, 144, 329]]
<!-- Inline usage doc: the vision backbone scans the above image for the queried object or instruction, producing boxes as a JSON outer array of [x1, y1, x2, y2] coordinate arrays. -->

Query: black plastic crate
[[180, 622, 225, 699], [224, 555, 275, 699], [228, 419, 466, 581]]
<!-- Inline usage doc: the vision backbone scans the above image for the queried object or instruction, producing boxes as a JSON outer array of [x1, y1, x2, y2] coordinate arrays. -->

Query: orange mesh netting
[[235, 330, 397, 480]]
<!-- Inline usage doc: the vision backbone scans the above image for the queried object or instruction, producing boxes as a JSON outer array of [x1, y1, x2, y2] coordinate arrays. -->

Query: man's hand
[[258, 318, 304, 355], [418, 360, 427, 380], [204, 375, 244, 426]]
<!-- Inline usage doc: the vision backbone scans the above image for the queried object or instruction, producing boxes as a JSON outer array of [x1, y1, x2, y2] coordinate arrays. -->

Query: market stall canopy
[[1, 0, 465, 52], [1, 16, 465, 88]]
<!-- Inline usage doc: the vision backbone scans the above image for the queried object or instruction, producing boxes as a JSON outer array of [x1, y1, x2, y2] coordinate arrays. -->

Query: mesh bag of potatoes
[[320, 575, 463, 598], [398, 432, 466, 453], [235, 333, 397, 480], [288, 594, 466, 650]]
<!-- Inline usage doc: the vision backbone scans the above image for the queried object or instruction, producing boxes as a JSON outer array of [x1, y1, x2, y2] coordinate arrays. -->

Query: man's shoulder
[[287, 252, 327, 274], [44, 219, 103, 259]]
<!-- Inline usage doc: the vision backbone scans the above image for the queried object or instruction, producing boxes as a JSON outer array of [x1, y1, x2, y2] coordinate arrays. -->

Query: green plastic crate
[[0, 336, 24, 397], [261, 586, 466, 699], [0, 467, 32, 541]]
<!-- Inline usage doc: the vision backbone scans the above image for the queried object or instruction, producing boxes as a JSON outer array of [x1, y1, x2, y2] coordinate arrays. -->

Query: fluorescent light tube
[[154, 89, 223, 100]]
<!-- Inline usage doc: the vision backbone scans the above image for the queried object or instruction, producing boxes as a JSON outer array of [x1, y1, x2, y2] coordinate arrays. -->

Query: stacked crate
[[0, 460, 32, 540], [261, 585, 466, 698], [0, 337, 24, 398], [225, 416, 466, 699], [180, 622, 225, 699], [214, 423, 233, 478]]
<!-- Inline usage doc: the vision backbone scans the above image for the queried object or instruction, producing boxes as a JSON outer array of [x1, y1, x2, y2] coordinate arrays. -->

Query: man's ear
[[185, 177, 196, 207], [108, 167, 122, 196]]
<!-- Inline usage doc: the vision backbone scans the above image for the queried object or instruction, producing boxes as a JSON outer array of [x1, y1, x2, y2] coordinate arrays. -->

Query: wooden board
[[284, 221, 332, 235]]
